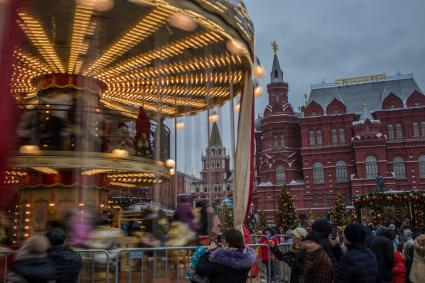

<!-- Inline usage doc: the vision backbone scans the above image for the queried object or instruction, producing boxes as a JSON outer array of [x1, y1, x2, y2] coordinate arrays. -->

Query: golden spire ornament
[[272, 41, 279, 55]]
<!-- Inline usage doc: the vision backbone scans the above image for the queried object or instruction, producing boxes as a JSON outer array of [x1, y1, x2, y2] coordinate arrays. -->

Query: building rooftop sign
[[335, 73, 387, 86]]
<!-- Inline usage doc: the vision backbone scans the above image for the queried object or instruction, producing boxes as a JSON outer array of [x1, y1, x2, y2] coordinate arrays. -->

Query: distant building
[[191, 121, 232, 205], [254, 43, 425, 221]]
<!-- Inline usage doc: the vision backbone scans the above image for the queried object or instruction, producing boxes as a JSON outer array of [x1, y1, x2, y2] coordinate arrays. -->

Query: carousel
[[2, 0, 256, 244]]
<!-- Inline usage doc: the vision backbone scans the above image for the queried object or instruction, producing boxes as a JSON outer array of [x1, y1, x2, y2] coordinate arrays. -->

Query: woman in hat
[[268, 227, 307, 283]]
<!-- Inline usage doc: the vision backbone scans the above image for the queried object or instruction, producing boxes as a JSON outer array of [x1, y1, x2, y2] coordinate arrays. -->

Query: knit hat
[[312, 219, 332, 237], [292, 227, 308, 239], [304, 231, 321, 244], [47, 227, 66, 246], [344, 223, 366, 244]]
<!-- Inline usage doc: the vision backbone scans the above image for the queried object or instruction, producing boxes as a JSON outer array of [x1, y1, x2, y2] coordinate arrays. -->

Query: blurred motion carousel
[[2, 0, 255, 244]]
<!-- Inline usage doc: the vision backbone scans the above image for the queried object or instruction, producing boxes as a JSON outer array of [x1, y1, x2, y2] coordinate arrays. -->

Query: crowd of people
[[257, 219, 425, 283], [6, 228, 81, 283]]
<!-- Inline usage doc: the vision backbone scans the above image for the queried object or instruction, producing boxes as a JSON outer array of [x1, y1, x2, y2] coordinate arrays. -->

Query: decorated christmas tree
[[257, 210, 268, 232], [276, 186, 297, 232], [221, 203, 233, 230], [307, 209, 315, 223], [331, 193, 350, 226]]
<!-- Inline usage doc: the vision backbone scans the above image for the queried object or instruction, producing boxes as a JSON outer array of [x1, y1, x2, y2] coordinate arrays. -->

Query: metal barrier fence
[[0, 243, 291, 283]]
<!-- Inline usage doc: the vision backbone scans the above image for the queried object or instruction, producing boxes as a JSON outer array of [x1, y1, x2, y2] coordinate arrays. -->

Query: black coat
[[47, 245, 82, 283], [11, 257, 56, 283], [371, 235, 394, 283], [319, 238, 343, 267], [334, 244, 378, 283], [270, 245, 305, 283], [196, 247, 256, 283]]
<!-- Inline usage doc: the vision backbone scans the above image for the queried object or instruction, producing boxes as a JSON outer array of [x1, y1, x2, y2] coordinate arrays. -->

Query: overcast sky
[[244, 0, 425, 114], [174, 0, 425, 175]]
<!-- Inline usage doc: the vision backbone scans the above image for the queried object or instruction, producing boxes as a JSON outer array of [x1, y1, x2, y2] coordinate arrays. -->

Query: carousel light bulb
[[253, 65, 265, 78], [19, 145, 40, 155], [166, 159, 175, 168], [176, 121, 185, 130], [234, 103, 241, 112], [49, 203, 55, 207], [168, 12, 197, 32], [75, 0, 114, 12], [170, 168, 175, 176], [226, 39, 245, 55], [254, 85, 264, 97], [209, 112, 219, 123], [112, 149, 129, 158]]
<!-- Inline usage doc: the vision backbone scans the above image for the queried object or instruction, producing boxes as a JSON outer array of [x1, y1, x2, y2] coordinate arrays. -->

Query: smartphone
[[217, 234, 223, 244]]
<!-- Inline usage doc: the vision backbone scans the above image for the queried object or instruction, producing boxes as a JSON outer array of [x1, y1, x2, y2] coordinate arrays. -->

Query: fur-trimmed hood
[[208, 247, 256, 270]]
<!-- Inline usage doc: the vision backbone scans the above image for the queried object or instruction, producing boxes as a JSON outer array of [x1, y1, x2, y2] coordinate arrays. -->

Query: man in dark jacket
[[312, 218, 343, 266], [335, 223, 378, 283], [371, 228, 394, 283], [47, 227, 82, 283]]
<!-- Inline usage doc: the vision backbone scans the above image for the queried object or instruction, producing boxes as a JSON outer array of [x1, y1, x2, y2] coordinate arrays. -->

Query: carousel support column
[[228, 66, 236, 186], [174, 97, 178, 208], [233, 73, 254, 230], [206, 106, 211, 206]]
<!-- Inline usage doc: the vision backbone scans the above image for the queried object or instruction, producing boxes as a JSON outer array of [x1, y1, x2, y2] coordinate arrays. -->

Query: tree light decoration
[[168, 12, 197, 32], [169, 168, 175, 176]]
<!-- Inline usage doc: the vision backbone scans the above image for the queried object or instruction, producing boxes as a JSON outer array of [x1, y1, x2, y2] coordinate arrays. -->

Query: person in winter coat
[[371, 228, 395, 283], [402, 229, 415, 281], [196, 228, 256, 283], [47, 228, 82, 283], [392, 251, 406, 283], [268, 227, 307, 283], [302, 231, 333, 283], [409, 233, 425, 283], [7, 234, 56, 283], [259, 227, 278, 280], [312, 219, 343, 267], [335, 223, 377, 283]]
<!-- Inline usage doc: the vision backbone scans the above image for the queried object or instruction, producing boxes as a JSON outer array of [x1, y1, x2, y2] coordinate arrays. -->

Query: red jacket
[[260, 236, 278, 262], [392, 252, 406, 283]]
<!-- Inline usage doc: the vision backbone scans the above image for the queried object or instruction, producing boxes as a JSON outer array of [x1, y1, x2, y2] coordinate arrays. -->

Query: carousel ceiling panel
[[12, 0, 254, 117]]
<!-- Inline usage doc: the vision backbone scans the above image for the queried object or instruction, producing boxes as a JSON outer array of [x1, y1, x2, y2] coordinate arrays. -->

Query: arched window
[[317, 130, 323, 145], [331, 129, 337, 144], [419, 155, 425, 178], [273, 135, 279, 148], [275, 165, 286, 185], [336, 160, 348, 183], [365, 156, 378, 179], [396, 123, 403, 140], [393, 157, 406, 179], [388, 124, 394, 141], [312, 162, 324, 184], [309, 130, 315, 145], [339, 128, 345, 143], [280, 135, 285, 148], [413, 122, 419, 139]]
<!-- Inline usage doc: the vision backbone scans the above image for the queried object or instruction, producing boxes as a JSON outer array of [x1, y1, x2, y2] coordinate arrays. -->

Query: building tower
[[193, 121, 232, 204], [254, 42, 303, 222]]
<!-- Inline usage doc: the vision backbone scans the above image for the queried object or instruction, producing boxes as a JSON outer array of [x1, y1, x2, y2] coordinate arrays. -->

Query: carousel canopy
[[12, 0, 254, 117]]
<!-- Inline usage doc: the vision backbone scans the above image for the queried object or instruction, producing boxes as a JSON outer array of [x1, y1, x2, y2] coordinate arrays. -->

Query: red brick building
[[254, 47, 425, 222]]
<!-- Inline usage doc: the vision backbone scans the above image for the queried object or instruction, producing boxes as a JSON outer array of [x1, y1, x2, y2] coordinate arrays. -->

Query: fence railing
[[0, 243, 292, 283]]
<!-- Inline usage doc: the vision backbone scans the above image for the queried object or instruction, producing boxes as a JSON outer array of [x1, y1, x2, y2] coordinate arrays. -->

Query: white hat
[[292, 227, 308, 239]]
